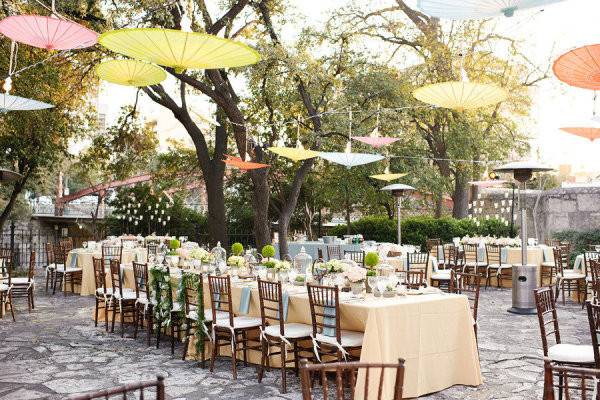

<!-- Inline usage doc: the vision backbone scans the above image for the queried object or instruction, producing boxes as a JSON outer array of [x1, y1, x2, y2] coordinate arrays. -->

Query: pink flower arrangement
[[176, 248, 189, 259], [343, 265, 367, 283]]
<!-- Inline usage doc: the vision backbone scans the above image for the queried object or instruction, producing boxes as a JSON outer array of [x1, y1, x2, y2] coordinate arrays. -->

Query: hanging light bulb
[[3, 76, 12, 94], [344, 141, 352, 154]]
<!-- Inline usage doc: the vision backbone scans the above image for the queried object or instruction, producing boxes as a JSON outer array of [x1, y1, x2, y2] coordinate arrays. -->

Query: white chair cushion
[[46, 263, 61, 270], [97, 287, 114, 296], [541, 262, 555, 267], [11, 277, 32, 285], [488, 264, 512, 269], [465, 262, 486, 267], [316, 330, 364, 348], [215, 316, 261, 330], [557, 271, 585, 279], [431, 271, 451, 281], [265, 323, 312, 339], [112, 289, 136, 300], [188, 309, 228, 323], [548, 344, 594, 364], [171, 302, 182, 312], [56, 266, 82, 273]]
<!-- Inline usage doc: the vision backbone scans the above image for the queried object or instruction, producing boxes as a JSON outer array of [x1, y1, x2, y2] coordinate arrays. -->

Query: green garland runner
[[176, 272, 206, 359], [149, 264, 173, 328]]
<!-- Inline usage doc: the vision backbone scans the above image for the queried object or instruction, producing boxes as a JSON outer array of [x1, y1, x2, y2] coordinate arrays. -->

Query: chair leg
[[94, 298, 99, 327], [258, 338, 266, 383], [293, 341, 300, 377], [147, 308, 153, 346], [170, 322, 176, 355], [111, 302, 116, 333], [120, 303, 125, 337], [70, 275, 75, 296], [104, 300, 109, 332], [231, 334, 238, 380], [280, 341, 287, 394], [133, 305, 139, 339], [209, 333, 218, 372], [30, 288, 34, 310], [242, 331, 248, 367], [156, 317, 162, 348]]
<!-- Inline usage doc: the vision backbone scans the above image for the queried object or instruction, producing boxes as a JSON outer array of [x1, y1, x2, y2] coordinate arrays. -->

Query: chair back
[[70, 376, 165, 400], [109, 259, 124, 298], [59, 238, 73, 252], [449, 271, 481, 325], [102, 245, 123, 269], [590, 259, 600, 302], [426, 239, 441, 262], [306, 283, 341, 343], [543, 359, 600, 400], [0, 247, 12, 286], [46, 243, 55, 266], [207, 275, 234, 327], [406, 252, 429, 278], [133, 262, 150, 301], [92, 257, 107, 295], [444, 245, 461, 270], [183, 273, 204, 316], [586, 301, 600, 368], [545, 239, 561, 248], [299, 359, 405, 400], [552, 248, 568, 275], [485, 244, 503, 267], [584, 251, 600, 281], [27, 251, 35, 282], [534, 287, 561, 356], [327, 245, 342, 260], [317, 248, 324, 260], [463, 244, 479, 264], [344, 250, 365, 266], [257, 279, 285, 336], [53, 244, 67, 267], [404, 270, 424, 289], [147, 243, 159, 260]]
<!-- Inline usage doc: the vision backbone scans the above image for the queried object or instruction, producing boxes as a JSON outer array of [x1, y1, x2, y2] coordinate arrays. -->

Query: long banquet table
[[114, 267, 481, 398]]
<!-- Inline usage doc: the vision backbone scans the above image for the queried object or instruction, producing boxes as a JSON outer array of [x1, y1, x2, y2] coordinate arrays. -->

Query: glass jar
[[293, 246, 313, 274]]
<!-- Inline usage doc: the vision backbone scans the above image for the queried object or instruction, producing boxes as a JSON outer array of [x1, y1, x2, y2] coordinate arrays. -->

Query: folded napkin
[[238, 286, 252, 314], [542, 246, 553, 263], [501, 248, 508, 264], [69, 253, 78, 268], [322, 302, 337, 337]]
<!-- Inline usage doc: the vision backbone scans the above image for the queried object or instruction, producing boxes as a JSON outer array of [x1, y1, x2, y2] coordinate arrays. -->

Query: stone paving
[[0, 280, 589, 399]]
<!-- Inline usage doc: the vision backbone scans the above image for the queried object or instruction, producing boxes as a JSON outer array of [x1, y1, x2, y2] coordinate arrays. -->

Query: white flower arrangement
[[325, 259, 346, 274], [227, 255, 245, 268], [189, 248, 213, 263], [460, 236, 520, 247], [275, 260, 291, 272], [343, 264, 366, 283]]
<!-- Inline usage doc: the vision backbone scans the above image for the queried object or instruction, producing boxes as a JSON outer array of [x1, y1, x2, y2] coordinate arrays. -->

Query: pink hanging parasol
[[0, 15, 98, 50], [352, 136, 399, 148]]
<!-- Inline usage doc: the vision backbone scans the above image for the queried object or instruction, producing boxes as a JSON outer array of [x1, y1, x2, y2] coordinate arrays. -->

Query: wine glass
[[367, 275, 377, 292], [376, 276, 387, 294]]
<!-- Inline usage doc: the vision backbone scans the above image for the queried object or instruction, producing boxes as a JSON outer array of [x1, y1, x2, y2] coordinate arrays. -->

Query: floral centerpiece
[[165, 239, 181, 267], [227, 255, 245, 268], [188, 248, 213, 271], [364, 252, 379, 292], [275, 260, 291, 282], [460, 235, 520, 247], [344, 264, 367, 294]]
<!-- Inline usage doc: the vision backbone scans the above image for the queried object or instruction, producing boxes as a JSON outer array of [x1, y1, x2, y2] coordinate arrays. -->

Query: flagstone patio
[[0, 282, 588, 399]]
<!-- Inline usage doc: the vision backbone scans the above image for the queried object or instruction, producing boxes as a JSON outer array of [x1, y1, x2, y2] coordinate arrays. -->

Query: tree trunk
[[345, 183, 352, 235], [434, 192, 443, 218], [452, 172, 469, 218], [277, 218, 289, 258], [249, 168, 271, 249], [0, 179, 24, 232], [205, 164, 228, 247]]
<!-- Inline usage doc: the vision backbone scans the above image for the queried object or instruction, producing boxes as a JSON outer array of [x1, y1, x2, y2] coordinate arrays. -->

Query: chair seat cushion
[[488, 264, 512, 269], [557, 272, 585, 279], [188, 309, 228, 323], [56, 266, 82, 273], [541, 262, 555, 267], [215, 316, 261, 330], [112, 289, 136, 300], [548, 344, 594, 364], [97, 287, 114, 296], [46, 263, 62, 270], [11, 277, 32, 285], [465, 262, 486, 267], [265, 323, 312, 339], [316, 330, 364, 348], [431, 271, 451, 281], [0, 284, 11, 292]]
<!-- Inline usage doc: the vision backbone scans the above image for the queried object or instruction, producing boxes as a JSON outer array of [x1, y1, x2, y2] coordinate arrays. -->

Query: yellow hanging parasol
[[413, 81, 507, 111], [98, 28, 261, 73], [370, 165, 407, 182], [268, 146, 319, 162], [96, 59, 167, 87]]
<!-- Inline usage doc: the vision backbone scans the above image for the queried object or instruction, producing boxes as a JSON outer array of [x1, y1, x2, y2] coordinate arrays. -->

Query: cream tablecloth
[[67, 248, 147, 296]]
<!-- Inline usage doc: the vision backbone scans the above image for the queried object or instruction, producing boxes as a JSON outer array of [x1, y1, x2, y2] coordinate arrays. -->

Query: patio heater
[[494, 161, 553, 315], [0, 168, 22, 184], [381, 184, 415, 245]]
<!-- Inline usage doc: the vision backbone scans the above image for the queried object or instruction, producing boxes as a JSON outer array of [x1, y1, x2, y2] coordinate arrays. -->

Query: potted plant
[[364, 252, 379, 293], [231, 242, 244, 256], [165, 239, 181, 267], [261, 244, 276, 260], [227, 254, 245, 276], [294, 274, 306, 286], [263, 260, 277, 280]]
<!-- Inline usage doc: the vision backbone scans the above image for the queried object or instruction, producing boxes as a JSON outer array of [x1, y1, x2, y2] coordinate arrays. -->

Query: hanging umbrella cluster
[[417, 0, 563, 19]]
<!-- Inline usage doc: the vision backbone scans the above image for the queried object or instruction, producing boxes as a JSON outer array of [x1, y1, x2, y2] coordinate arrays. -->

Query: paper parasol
[[268, 146, 319, 162], [0, 15, 98, 50], [553, 44, 600, 90], [96, 59, 167, 87], [0, 93, 53, 111], [352, 127, 400, 148], [99, 28, 261, 73], [319, 142, 384, 168], [223, 155, 269, 171], [413, 81, 507, 111], [416, 0, 563, 20], [370, 172, 407, 182], [560, 127, 600, 141]]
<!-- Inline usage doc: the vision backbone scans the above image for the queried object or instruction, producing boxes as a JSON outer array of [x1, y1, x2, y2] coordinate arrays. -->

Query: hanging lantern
[[98, 28, 260, 73], [553, 44, 600, 90], [0, 15, 98, 50], [560, 127, 600, 141], [96, 59, 167, 87], [416, 0, 563, 20]]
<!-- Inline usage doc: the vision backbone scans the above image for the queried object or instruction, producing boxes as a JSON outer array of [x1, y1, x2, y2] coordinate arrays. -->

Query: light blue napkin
[[322, 302, 337, 337], [69, 252, 78, 268], [477, 247, 486, 263], [238, 286, 252, 314], [501, 248, 508, 264], [276, 291, 290, 321], [436, 246, 444, 262], [542, 247, 553, 262]]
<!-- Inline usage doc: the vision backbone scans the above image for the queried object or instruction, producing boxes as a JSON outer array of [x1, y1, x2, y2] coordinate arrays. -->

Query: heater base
[[507, 307, 537, 315]]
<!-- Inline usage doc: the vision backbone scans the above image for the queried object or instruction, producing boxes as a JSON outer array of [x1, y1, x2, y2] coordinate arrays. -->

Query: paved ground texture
[[0, 279, 589, 399]]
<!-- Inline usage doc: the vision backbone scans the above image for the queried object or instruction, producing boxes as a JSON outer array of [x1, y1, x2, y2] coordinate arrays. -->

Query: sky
[[95, 0, 599, 176]]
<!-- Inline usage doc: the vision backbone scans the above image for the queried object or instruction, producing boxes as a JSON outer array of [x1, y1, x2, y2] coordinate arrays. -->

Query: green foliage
[[262, 245, 276, 258], [552, 229, 600, 257], [231, 242, 244, 256], [176, 272, 205, 357], [330, 215, 513, 249], [263, 261, 276, 269], [169, 239, 181, 250], [364, 252, 379, 268]]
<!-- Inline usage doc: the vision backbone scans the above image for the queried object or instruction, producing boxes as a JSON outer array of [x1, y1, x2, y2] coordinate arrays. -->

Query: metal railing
[[31, 202, 115, 218]]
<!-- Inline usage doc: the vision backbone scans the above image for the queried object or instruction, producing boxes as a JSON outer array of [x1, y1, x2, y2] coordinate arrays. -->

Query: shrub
[[169, 239, 181, 250], [262, 244, 276, 258], [552, 229, 600, 256], [364, 252, 379, 268], [329, 215, 514, 249], [231, 242, 244, 256]]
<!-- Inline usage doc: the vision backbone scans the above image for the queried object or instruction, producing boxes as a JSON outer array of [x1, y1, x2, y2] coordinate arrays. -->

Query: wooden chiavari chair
[[148, 265, 184, 354], [45, 243, 57, 292], [70, 375, 165, 400], [299, 358, 405, 400], [589, 259, 600, 304], [534, 287, 594, 370], [443, 245, 463, 271], [543, 358, 600, 400], [449, 271, 481, 338], [545, 239, 561, 248], [327, 245, 342, 261], [404, 270, 425, 289], [101, 244, 123, 270], [485, 244, 512, 289], [406, 252, 429, 282], [132, 262, 154, 344], [208, 275, 261, 379], [426, 238, 443, 269], [93, 257, 112, 332], [257, 279, 312, 393], [52, 243, 82, 296], [11, 251, 36, 312], [463, 244, 487, 276], [306, 283, 363, 363], [109, 259, 136, 337], [0, 248, 15, 321], [554, 247, 585, 305], [344, 250, 365, 267], [586, 301, 600, 369], [147, 242, 159, 260], [583, 252, 600, 308]]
